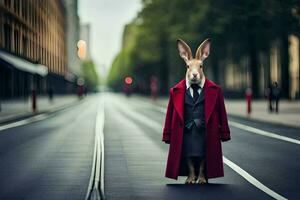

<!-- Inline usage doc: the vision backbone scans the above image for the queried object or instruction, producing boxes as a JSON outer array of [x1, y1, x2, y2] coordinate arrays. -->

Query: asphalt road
[[103, 93, 299, 200], [0, 93, 299, 200], [0, 96, 99, 200]]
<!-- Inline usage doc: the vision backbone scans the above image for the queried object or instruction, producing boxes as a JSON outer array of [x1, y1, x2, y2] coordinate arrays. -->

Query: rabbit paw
[[197, 176, 207, 184], [185, 175, 197, 184]]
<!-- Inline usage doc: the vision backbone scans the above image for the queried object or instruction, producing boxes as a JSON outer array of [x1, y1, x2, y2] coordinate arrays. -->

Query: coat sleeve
[[162, 89, 173, 144], [217, 88, 231, 142]]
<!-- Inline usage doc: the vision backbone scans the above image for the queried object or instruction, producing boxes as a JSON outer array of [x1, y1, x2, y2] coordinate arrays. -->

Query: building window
[[22, 1, 27, 20], [4, 23, 11, 51], [14, 29, 20, 54], [14, 0, 20, 15], [4, 0, 11, 8], [22, 34, 28, 57], [0, 17, 3, 48]]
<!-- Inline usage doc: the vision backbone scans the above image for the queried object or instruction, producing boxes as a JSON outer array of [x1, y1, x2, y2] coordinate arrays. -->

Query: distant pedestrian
[[124, 84, 132, 97], [83, 86, 88, 96], [77, 85, 84, 99], [150, 76, 158, 101], [272, 82, 281, 113], [245, 87, 252, 117], [47, 86, 54, 103], [266, 83, 273, 112]]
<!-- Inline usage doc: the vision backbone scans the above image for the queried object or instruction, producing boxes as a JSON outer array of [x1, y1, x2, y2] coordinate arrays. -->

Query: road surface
[[0, 93, 299, 200]]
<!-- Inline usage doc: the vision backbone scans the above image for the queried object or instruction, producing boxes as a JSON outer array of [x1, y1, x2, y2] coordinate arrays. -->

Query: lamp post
[[77, 40, 87, 60], [76, 40, 87, 97]]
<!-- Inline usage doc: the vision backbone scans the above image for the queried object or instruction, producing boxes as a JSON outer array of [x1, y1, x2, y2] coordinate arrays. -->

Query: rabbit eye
[[186, 65, 189, 68]]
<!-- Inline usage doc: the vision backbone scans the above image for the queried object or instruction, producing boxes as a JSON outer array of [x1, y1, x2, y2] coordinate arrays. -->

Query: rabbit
[[163, 37, 230, 182], [177, 38, 210, 87], [177, 38, 211, 184]]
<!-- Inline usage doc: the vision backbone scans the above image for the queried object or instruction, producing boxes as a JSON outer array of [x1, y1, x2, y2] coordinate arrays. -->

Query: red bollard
[[150, 76, 158, 101], [32, 89, 37, 112], [245, 88, 252, 116], [77, 85, 85, 100]]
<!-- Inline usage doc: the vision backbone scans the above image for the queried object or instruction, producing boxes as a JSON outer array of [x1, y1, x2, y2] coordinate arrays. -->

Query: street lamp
[[77, 40, 87, 60]]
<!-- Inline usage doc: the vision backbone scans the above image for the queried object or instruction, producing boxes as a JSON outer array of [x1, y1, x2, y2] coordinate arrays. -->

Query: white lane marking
[[0, 114, 48, 132], [228, 121, 300, 145], [113, 98, 163, 133], [131, 97, 300, 145], [98, 96, 105, 198], [223, 157, 287, 200], [113, 95, 288, 200], [85, 96, 105, 200]]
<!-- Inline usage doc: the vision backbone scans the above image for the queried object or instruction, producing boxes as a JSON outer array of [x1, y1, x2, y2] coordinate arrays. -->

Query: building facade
[[0, 0, 76, 99], [218, 35, 300, 99], [63, 0, 81, 78], [80, 23, 91, 59]]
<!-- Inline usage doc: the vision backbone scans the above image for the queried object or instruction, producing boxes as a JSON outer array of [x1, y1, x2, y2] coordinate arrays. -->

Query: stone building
[[0, 0, 76, 99], [63, 0, 81, 78], [80, 23, 91, 59]]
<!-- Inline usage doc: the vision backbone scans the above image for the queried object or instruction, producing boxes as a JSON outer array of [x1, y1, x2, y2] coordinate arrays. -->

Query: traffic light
[[124, 76, 133, 85]]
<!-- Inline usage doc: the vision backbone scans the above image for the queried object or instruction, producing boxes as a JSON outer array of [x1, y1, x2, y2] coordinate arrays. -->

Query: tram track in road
[[0, 95, 99, 200], [86, 95, 106, 200], [0, 94, 107, 200]]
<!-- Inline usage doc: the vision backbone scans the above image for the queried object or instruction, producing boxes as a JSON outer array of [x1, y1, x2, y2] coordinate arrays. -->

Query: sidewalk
[[224, 99, 300, 128], [136, 95, 300, 128], [0, 95, 81, 124]]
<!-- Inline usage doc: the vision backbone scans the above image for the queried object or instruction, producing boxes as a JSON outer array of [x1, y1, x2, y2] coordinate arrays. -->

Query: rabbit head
[[177, 38, 211, 84]]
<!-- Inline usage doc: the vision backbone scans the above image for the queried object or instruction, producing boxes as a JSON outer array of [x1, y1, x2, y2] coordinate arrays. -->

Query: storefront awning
[[0, 50, 48, 76]]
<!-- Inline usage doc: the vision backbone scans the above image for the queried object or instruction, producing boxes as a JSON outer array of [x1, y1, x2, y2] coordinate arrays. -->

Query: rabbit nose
[[192, 73, 198, 77]]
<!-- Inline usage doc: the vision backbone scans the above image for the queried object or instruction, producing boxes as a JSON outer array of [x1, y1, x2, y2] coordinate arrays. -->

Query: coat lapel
[[172, 79, 185, 123], [172, 78, 218, 125], [204, 79, 218, 125]]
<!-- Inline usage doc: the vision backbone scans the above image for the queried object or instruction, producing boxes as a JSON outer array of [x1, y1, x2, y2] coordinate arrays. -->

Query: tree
[[108, 0, 300, 98], [82, 60, 99, 90]]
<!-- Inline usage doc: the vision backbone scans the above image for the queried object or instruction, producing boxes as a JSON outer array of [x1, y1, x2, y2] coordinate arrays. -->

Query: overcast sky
[[78, 0, 142, 76]]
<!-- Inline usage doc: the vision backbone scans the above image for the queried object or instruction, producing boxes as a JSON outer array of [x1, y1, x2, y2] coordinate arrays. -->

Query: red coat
[[162, 78, 231, 180]]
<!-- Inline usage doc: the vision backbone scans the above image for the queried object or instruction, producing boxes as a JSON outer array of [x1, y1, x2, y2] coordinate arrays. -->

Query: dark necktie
[[191, 84, 200, 101]]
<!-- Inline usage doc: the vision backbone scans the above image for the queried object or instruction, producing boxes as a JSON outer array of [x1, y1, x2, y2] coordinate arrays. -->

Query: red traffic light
[[124, 76, 133, 85]]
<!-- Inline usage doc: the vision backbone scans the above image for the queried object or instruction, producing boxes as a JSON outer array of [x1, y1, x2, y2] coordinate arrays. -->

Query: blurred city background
[[108, 0, 300, 100], [0, 0, 99, 100], [0, 0, 300, 200], [0, 0, 300, 100]]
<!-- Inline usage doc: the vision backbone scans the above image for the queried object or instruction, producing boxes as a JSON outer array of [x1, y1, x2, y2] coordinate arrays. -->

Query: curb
[[228, 113, 300, 129]]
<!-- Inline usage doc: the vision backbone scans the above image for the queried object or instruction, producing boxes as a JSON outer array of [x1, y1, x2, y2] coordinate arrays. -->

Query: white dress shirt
[[186, 76, 206, 97]]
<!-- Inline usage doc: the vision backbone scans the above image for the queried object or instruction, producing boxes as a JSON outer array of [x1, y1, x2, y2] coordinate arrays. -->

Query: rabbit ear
[[195, 38, 211, 61], [177, 39, 192, 63]]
